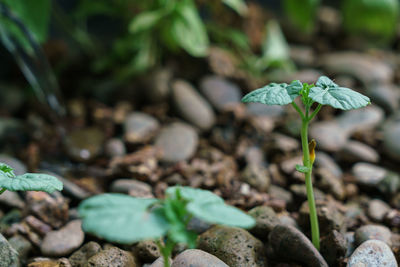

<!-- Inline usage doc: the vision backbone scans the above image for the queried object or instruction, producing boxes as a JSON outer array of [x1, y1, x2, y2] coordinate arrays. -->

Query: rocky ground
[[2, 12, 400, 267]]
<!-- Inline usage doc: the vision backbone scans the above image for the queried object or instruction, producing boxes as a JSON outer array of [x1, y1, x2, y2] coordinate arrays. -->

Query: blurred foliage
[[283, 0, 321, 33], [342, 0, 399, 41]]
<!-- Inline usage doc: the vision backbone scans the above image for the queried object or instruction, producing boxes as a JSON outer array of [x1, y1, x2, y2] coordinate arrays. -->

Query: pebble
[[0, 154, 27, 175], [0, 191, 24, 209], [64, 128, 105, 162], [9, 235, 32, 262], [135, 240, 161, 262], [310, 121, 348, 152], [171, 249, 229, 267], [149, 257, 172, 267], [353, 163, 400, 194], [240, 164, 270, 192], [383, 112, 400, 162], [268, 225, 328, 267], [154, 122, 198, 163], [199, 75, 241, 111], [316, 168, 346, 200], [143, 68, 172, 103], [367, 84, 400, 114], [248, 206, 280, 240], [41, 220, 84, 257], [52, 174, 91, 200], [354, 225, 392, 247], [320, 230, 347, 267], [246, 103, 285, 118], [268, 185, 293, 206], [368, 199, 391, 222], [110, 179, 153, 198], [315, 152, 342, 178], [124, 112, 159, 144], [320, 52, 393, 85], [68, 241, 101, 267], [0, 233, 20, 267], [347, 240, 397, 267], [338, 140, 379, 163], [86, 246, 138, 267], [171, 79, 216, 130], [27, 258, 71, 267], [105, 138, 126, 157], [198, 225, 267, 267]]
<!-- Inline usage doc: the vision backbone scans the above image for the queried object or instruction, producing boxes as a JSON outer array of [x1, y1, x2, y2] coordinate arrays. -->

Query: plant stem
[[0, 188, 6, 195], [156, 238, 175, 267], [301, 118, 320, 250]]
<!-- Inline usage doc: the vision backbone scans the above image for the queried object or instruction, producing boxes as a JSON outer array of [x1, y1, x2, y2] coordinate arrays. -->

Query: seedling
[[0, 163, 63, 195], [242, 76, 370, 250], [78, 186, 255, 267]]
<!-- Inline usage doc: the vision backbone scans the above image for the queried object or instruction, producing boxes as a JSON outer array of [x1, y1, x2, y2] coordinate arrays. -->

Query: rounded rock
[[171, 249, 229, 267], [105, 138, 126, 158], [68, 241, 101, 267], [171, 80, 216, 131], [383, 114, 400, 162], [354, 225, 392, 247], [154, 122, 198, 163], [86, 246, 138, 267], [248, 206, 279, 240], [199, 76, 241, 111], [124, 112, 159, 144], [368, 199, 391, 222], [347, 240, 397, 267], [65, 128, 105, 162]]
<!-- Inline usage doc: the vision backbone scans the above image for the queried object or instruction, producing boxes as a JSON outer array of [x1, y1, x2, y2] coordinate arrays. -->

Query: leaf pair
[[78, 186, 255, 244], [0, 163, 63, 194], [242, 76, 370, 110]]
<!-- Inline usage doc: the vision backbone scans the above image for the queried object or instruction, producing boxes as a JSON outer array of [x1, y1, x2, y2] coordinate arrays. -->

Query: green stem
[[156, 238, 175, 267], [301, 118, 320, 250], [291, 102, 305, 120], [0, 188, 6, 195], [309, 104, 322, 122]]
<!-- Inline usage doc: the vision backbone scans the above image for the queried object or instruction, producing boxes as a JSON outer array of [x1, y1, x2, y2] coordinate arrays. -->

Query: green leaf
[[295, 164, 310, 173], [0, 163, 15, 178], [309, 76, 370, 110], [166, 186, 223, 204], [129, 10, 165, 33], [0, 173, 63, 193], [241, 80, 302, 105], [187, 201, 255, 228], [261, 20, 291, 69], [79, 194, 169, 244], [283, 0, 320, 33], [222, 0, 248, 16], [171, 1, 209, 57]]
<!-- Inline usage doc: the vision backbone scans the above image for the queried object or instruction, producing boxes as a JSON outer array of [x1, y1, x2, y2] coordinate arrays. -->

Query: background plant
[[242, 76, 370, 250], [78, 186, 255, 267]]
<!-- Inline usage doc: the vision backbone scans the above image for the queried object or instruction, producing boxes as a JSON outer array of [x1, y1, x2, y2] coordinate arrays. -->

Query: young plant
[[242, 76, 370, 250], [0, 163, 63, 195], [78, 186, 255, 267]]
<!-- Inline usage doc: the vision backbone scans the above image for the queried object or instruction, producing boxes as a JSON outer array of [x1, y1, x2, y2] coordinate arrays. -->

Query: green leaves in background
[[222, 0, 248, 16], [79, 194, 169, 244], [283, 0, 320, 33], [309, 76, 370, 110], [129, 10, 166, 34], [241, 80, 302, 106], [342, 0, 399, 41]]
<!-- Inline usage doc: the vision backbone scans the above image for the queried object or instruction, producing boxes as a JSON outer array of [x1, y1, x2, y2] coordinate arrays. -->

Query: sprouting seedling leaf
[[296, 164, 310, 173], [309, 76, 370, 110], [79, 194, 170, 244], [0, 163, 15, 178], [241, 80, 302, 106], [0, 173, 63, 193]]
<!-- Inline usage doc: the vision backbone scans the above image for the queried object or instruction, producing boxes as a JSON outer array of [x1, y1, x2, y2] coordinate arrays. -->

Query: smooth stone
[[354, 225, 392, 247], [171, 249, 229, 267], [315, 152, 343, 178], [368, 199, 391, 222], [320, 52, 393, 85], [320, 230, 347, 267], [105, 138, 126, 158], [338, 141, 379, 163], [144, 68, 172, 103], [0, 233, 20, 267], [240, 164, 270, 192], [0, 154, 27, 175], [268, 185, 293, 206], [68, 241, 101, 267], [367, 84, 400, 114], [353, 163, 400, 194], [316, 168, 346, 200], [65, 128, 105, 162], [289, 45, 315, 67], [149, 257, 172, 267], [347, 240, 397, 267], [198, 225, 267, 267], [171, 79, 216, 130], [135, 240, 161, 262], [248, 206, 279, 240], [86, 247, 138, 267], [124, 112, 159, 144], [310, 121, 348, 152], [290, 184, 326, 201], [0, 191, 24, 209], [51, 174, 91, 200], [110, 179, 153, 198], [199, 76, 241, 111], [246, 103, 284, 118], [154, 122, 198, 163], [383, 113, 400, 161], [268, 225, 328, 267], [337, 105, 384, 133], [41, 220, 84, 257], [9, 235, 32, 262]]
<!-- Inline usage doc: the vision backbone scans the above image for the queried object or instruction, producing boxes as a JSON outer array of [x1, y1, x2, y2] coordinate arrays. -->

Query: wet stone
[[354, 224, 392, 247], [248, 205, 280, 240], [41, 220, 85, 257], [86, 246, 138, 267], [110, 179, 153, 198], [268, 225, 328, 267], [171, 79, 216, 130], [338, 140, 379, 163], [240, 164, 270, 192], [199, 75, 242, 111], [347, 240, 397, 267], [104, 138, 126, 158], [65, 128, 105, 162], [154, 122, 198, 163], [368, 199, 391, 222], [198, 225, 267, 267], [68, 241, 101, 267], [172, 249, 229, 267], [124, 112, 159, 144], [0, 233, 20, 267]]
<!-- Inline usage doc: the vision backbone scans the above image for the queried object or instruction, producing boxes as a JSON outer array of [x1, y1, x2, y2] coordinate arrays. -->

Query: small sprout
[[242, 76, 370, 250], [78, 186, 255, 267]]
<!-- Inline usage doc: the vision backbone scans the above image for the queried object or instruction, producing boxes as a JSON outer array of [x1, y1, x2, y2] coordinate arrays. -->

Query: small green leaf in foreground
[[0, 173, 63, 193], [309, 76, 370, 110], [78, 194, 169, 244], [296, 164, 310, 173], [241, 80, 302, 106]]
